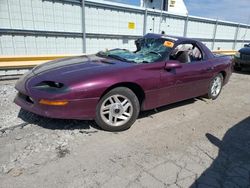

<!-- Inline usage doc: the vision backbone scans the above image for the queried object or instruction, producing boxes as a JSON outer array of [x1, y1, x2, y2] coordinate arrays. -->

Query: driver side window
[[170, 43, 203, 64]]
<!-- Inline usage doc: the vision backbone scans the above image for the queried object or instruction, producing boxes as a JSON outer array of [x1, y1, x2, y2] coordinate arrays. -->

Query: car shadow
[[233, 68, 250, 75], [18, 108, 101, 131], [191, 116, 250, 187], [18, 98, 200, 131], [139, 98, 197, 119]]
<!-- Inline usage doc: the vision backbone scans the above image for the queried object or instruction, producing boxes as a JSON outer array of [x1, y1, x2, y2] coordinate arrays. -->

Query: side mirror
[[165, 60, 182, 70]]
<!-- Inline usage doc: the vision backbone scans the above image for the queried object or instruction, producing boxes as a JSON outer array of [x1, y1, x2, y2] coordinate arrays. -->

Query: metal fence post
[[82, 0, 86, 53], [212, 20, 218, 50], [233, 24, 240, 50], [183, 15, 189, 37], [143, 9, 148, 35], [242, 24, 249, 47]]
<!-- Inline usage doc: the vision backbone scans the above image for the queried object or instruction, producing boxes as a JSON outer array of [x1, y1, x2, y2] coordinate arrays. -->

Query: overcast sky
[[104, 0, 250, 24]]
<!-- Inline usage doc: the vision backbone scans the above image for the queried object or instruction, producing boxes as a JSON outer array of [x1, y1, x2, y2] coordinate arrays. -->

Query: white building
[[140, 0, 188, 15]]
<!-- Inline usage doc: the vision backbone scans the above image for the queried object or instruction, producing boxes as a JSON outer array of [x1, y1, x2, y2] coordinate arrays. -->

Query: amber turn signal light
[[39, 99, 68, 106]]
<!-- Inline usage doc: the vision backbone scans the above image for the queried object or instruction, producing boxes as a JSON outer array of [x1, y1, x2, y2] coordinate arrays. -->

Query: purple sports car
[[15, 33, 232, 131]]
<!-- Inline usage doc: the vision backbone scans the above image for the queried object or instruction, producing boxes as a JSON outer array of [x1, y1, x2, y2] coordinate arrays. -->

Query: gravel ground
[[0, 80, 24, 130], [0, 72, 250, 188]]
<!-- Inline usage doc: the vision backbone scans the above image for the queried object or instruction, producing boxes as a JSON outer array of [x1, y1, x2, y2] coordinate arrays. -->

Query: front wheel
[[95, 87, 140, 131], [207, 73, 223, 100]]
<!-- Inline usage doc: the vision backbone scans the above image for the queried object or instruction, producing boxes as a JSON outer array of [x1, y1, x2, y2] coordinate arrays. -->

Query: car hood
[[32, 55, 125, 75], [26, 54, 136, 89], [16, 54, 136, 99], [239, 47, 250, 55]]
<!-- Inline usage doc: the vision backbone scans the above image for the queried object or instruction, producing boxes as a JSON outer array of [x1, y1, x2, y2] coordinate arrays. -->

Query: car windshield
[[97, 38, 174, 63]]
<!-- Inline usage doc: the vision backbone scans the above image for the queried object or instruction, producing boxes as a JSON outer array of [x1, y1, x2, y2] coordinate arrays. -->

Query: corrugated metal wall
[[0, 0, 83, 55], [0, 0, 250, 55]]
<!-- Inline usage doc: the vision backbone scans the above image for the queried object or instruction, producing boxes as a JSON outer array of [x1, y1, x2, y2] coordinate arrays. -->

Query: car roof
[[143, 33, 199, 43], [142, 33, 214, 59]]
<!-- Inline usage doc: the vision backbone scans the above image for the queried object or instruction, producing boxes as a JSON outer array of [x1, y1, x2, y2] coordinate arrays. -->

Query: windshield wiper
[[97, 51, 136, 63], [107, 54, 136, 63], [96, 51, 107, 57], [107, 54, 128, 61]]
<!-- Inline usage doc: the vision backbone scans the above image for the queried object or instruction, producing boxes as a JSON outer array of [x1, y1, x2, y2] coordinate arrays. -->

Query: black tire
[[234, 66, 242, 72], [95, 87, 140, 132], [207, 73, 223, 100]]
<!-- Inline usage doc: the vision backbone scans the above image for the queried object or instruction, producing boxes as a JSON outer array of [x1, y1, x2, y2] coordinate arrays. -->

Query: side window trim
[[191, 43, 204, 62], [169, 42, 195, 64], [195, 42, 208, 60]]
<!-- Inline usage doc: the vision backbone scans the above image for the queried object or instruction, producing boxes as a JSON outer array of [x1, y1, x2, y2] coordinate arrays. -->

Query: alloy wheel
[[100, 94, 133, 127], [211, 76, 222, 97]]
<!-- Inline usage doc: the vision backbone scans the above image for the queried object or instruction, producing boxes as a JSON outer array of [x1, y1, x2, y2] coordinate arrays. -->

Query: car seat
[[175, 51, 191, 64]]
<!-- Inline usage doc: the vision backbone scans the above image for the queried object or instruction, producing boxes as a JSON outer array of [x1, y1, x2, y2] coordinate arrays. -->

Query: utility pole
[[158, 0, 164, 33], [242, 15, 250, 47], [82, 0, 86, 53]]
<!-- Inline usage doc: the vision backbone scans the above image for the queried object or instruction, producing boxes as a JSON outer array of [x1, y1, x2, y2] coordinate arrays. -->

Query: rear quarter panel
[[198, 41, 232, 84], [210, 55, 233, 85]]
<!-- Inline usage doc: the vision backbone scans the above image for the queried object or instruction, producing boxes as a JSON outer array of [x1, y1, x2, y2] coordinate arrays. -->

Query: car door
[[158, 42, 214, 106]]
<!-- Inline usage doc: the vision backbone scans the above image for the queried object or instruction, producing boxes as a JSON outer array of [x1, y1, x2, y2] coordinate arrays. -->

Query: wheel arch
[[100, 82, 145, 106], [219, 71, 226, 83]]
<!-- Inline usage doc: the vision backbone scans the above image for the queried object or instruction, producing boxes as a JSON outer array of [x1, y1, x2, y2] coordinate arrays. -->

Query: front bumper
[[234, 58, 250, 68], [14, 92, 99, 120]]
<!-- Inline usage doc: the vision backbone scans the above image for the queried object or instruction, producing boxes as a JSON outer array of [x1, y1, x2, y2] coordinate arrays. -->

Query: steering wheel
[[148, 51, 162, 57]]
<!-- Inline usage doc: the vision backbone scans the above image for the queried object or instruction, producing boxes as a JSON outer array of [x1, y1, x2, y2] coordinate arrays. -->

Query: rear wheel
[[95, 87, 140, 131], [207, 73, 223, 100]]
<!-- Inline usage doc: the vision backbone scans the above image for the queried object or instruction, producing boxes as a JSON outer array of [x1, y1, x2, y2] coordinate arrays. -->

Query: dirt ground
[[0, 71, 250, 188]]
